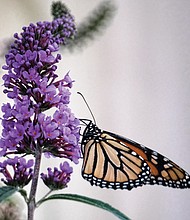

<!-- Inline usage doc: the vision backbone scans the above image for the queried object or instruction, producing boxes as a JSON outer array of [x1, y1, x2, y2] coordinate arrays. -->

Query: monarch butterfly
[[81, 119, 190, 190], [79, 93, 190, 190]]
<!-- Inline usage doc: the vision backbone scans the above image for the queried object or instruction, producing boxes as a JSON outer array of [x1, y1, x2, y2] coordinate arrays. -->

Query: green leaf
[[0, 186, 18, 202], [38, 193, 130, 220], [18, 188, 28, 202]]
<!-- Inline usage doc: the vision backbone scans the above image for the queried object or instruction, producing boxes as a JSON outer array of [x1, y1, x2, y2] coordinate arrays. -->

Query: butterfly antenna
[[77, 92, 96, 124]]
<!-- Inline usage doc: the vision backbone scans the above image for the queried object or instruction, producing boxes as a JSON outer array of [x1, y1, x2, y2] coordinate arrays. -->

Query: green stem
[[36, 189, 53, 208], [27, 149, 42, 220]]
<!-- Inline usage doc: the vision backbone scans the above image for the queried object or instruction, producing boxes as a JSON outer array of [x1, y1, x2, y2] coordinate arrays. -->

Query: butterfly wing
[[81, 121, 190, 190], [82, 131, 151, 190], [105, 131, 190, 189]]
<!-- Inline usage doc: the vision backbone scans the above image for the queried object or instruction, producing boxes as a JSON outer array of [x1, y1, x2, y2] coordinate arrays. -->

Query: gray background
[[0, 0, 190, 219]]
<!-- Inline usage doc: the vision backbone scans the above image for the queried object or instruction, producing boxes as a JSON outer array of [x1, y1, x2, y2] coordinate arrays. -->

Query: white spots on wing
[[131, 151, 137, 156]]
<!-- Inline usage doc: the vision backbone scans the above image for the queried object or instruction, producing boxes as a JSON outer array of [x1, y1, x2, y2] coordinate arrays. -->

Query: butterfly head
[[80, 119, 102, 143]]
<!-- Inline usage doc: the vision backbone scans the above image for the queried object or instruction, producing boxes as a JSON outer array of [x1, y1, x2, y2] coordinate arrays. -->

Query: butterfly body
[[81, 120, 190, 190]]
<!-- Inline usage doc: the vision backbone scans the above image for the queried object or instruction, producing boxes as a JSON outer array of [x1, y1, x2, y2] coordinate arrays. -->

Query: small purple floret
[[41, 161, 73, 190], [0, 156, 34, 187]]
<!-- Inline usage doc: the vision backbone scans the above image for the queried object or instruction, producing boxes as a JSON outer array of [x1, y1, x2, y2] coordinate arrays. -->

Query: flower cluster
[[0, 10, 80, 189], [0, 157, 33, 187], [41, 161, 73, 190]]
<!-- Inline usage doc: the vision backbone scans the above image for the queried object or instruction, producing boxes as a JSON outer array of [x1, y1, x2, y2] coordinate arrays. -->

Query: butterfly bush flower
[[41, 161, 73, 190], [0, 157, 33, 187], [0, 9, 80, 190]]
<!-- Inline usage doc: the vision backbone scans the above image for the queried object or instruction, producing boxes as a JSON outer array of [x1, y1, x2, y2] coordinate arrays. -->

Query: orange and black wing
[[82, 131, 151, 190], [81, 121, 190, 190], [105, 131, 190, 189]]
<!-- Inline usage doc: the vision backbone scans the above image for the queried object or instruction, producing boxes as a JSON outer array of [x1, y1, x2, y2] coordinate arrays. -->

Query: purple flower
[[1, 103, 12, 118], [9, 123, 26, 142], [2, 16, 76, 98], [63, 72, 74, 88], [41, 161, 73, 190], [0, 9, 80, 191], [40, 117, 59, 140], [27, 124, 41, 140], [0, 157, 34, 187], [22, 68, 40, 83], [0, 139, 7, 156]]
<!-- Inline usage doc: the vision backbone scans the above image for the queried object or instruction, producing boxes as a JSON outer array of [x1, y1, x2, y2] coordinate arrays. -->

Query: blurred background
[[0, 0, 190, 219]]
